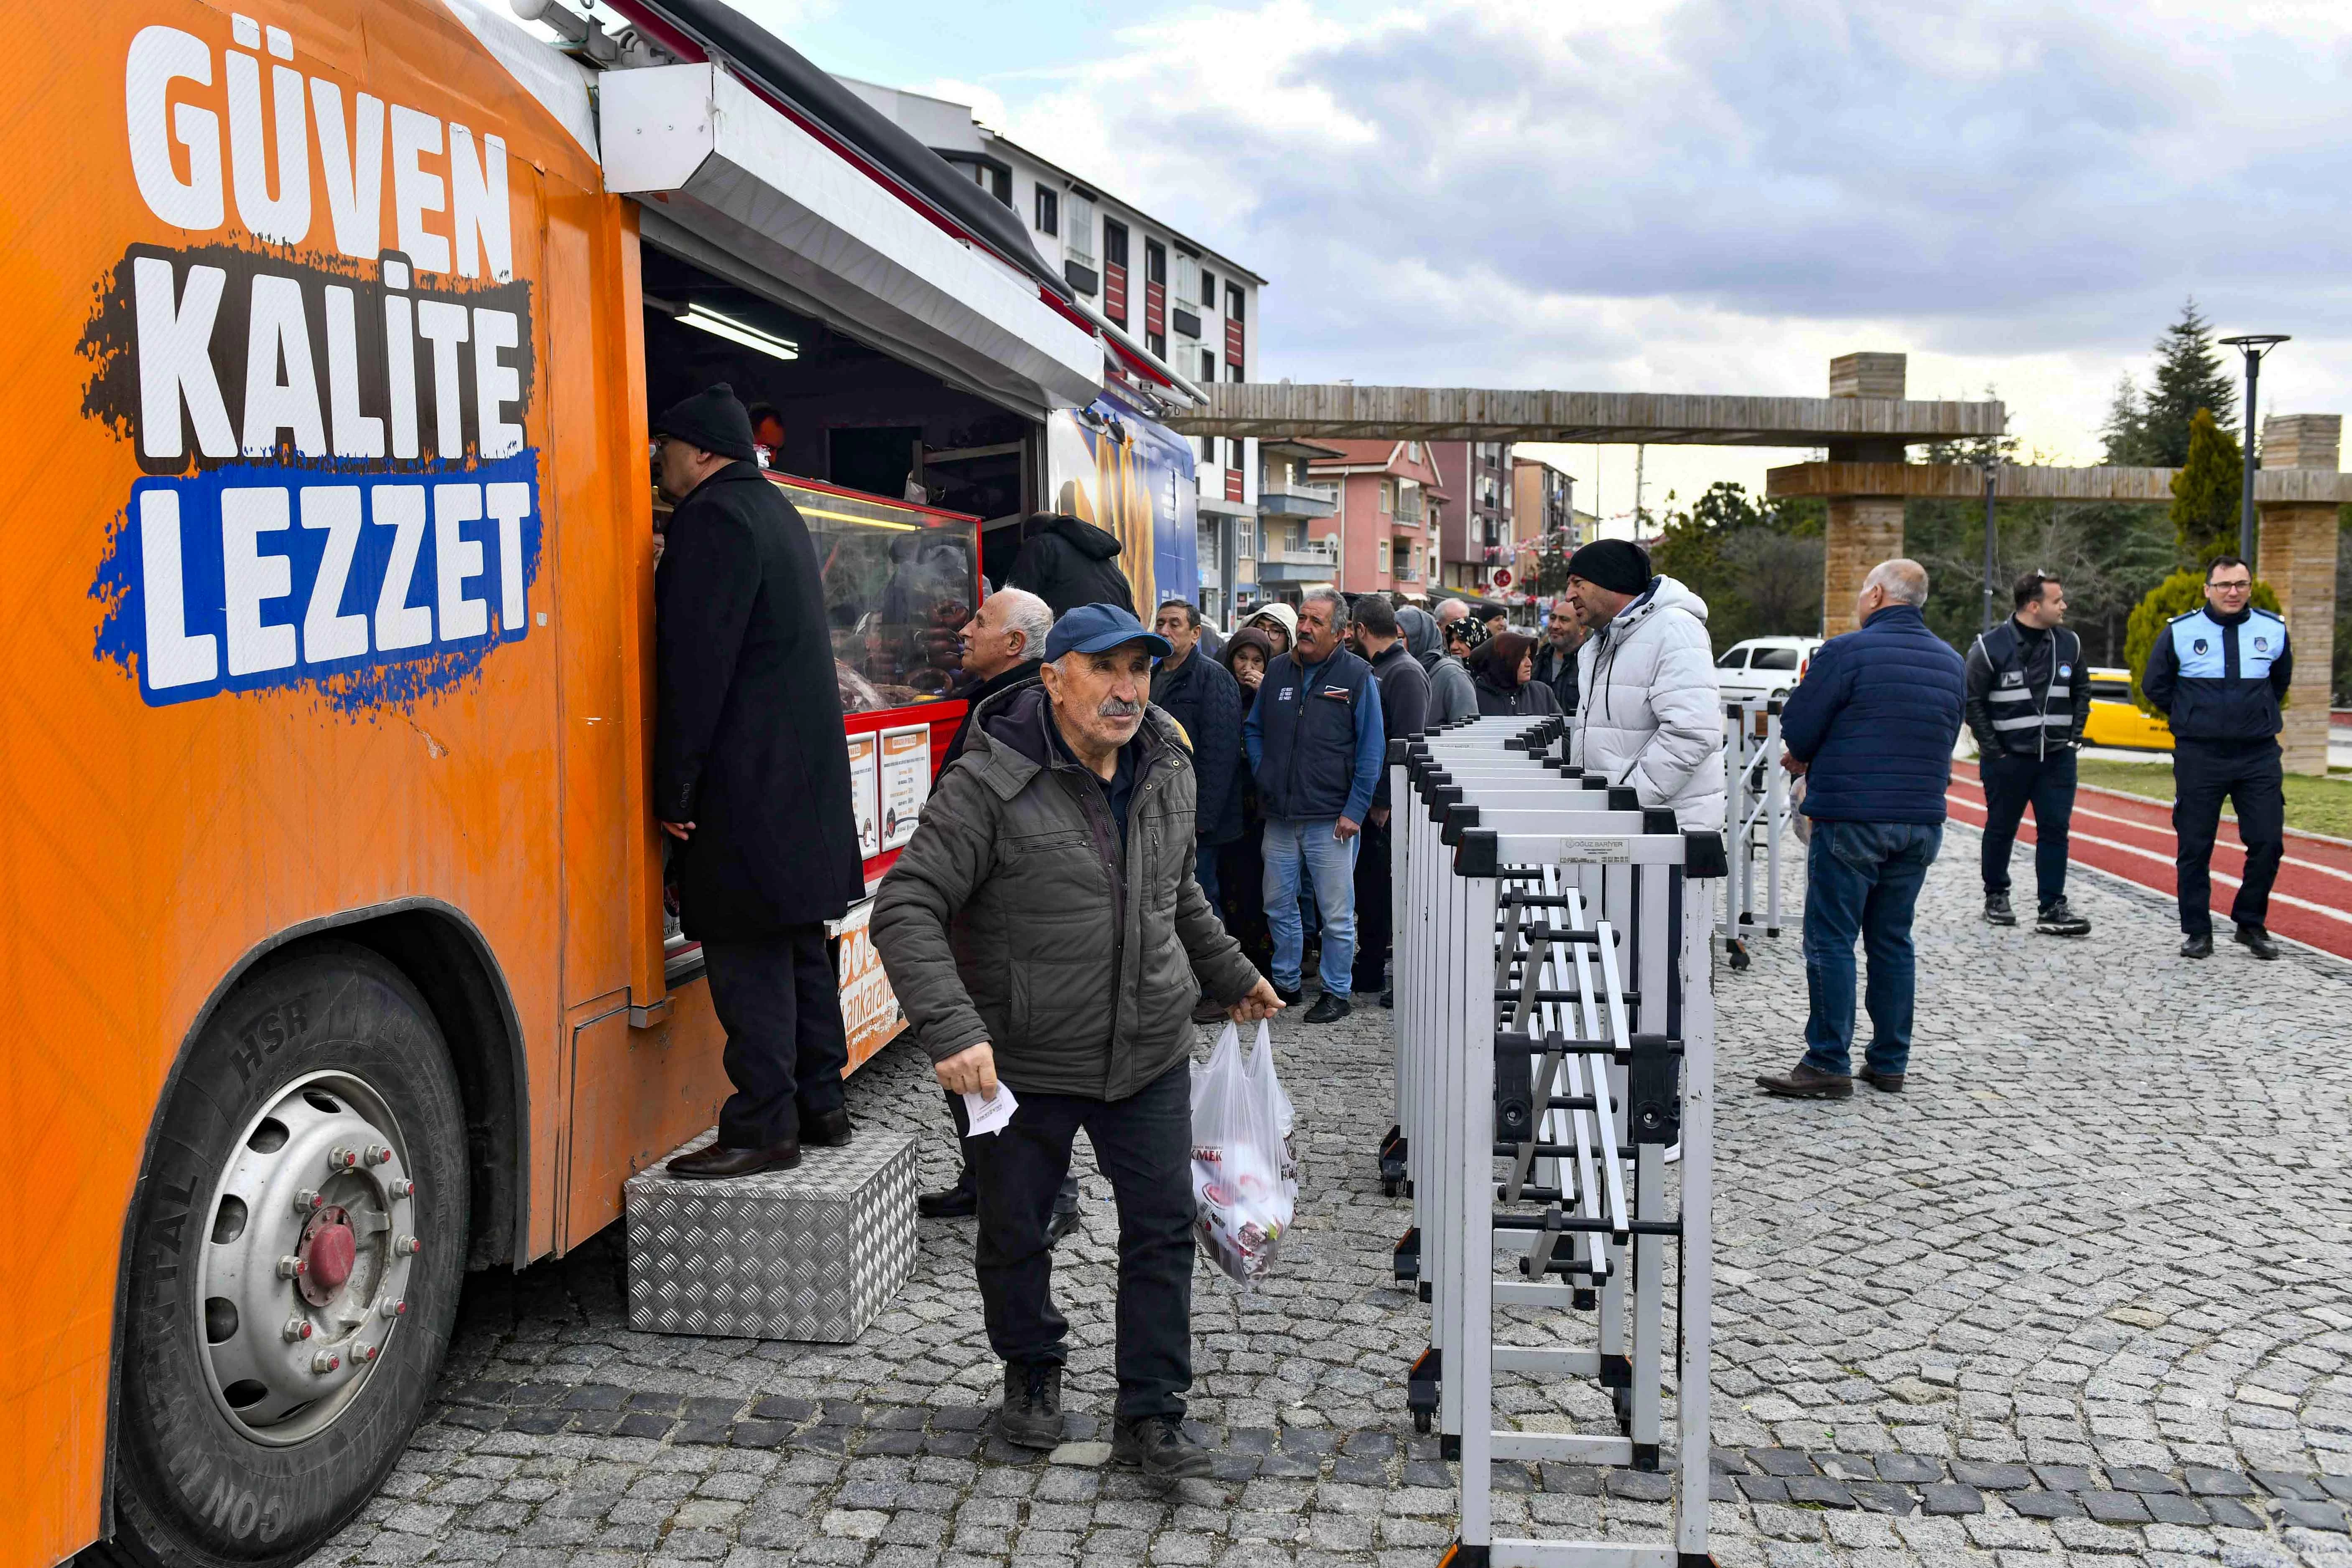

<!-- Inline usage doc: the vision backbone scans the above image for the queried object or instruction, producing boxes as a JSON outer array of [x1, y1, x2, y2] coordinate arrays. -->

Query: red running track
[[1946, 760, 2352, 959]]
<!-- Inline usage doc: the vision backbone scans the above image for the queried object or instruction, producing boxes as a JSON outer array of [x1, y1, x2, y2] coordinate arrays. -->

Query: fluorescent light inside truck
[[677, 305, 800, 361]]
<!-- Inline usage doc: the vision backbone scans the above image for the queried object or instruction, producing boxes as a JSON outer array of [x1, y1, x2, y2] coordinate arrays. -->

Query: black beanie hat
[[654, 382, 758, 463], [1565, 538, 1653, 597]]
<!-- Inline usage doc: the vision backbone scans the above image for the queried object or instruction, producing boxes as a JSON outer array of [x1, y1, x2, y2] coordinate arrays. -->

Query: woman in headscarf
[[1467, 630, 1562, 716], [1243, 602, 1297, 659], [1214, 627, 1279, 973]]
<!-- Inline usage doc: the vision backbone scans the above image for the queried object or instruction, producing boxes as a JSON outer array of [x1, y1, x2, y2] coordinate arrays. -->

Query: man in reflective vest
[[2140, 555, 2293, 960], [1963, 571, 2090, 935]]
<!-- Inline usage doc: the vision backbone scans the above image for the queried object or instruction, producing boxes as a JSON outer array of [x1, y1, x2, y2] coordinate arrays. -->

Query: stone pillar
[[1820, 353, 1909, 635], [2258, 414, 2341, 776], [1822, 496, 1906, 635]]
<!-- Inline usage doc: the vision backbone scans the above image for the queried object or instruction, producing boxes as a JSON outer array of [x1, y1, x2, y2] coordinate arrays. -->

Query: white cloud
[[944, 0, 2352, 469]]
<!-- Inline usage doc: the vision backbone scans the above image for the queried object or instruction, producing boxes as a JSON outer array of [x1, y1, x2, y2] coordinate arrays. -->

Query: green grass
[[2074, 756, 2352, 840]]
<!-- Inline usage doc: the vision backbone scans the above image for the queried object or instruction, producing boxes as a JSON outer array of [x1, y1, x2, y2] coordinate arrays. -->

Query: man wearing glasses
[[2140, 556, 2293, 960]]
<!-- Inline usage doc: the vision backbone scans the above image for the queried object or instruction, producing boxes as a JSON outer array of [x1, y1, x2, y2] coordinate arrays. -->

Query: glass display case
[[771, 475, 981, 714]]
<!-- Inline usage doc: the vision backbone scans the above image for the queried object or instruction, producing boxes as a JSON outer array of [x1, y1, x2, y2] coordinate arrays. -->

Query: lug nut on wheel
[[329, 1146, 359, 1170], [381, 1298, 407, 1318], [358, 1344, 379, 1361], [294, 1188, 324, 1213], [277, 1255, 307, 1278], [395, 1235, 422, 1256], [364, 1144, 390, 1165], [311, 1350, 341, 1374], [283, 1317, 313, 1341], [390, 1178, 417, 1198]]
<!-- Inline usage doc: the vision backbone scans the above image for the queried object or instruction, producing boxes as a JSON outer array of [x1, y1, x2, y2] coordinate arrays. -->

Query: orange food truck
[[2, 0, 1208, 1561]]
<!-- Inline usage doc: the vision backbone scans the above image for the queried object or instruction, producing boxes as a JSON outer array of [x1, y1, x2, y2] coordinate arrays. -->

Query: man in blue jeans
[[1243, 587, 1385, 1025], [1757, 560, 1965, 1098]]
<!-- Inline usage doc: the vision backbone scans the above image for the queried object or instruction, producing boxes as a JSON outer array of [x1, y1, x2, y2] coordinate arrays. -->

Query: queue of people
[[653, 383, 2309, 1490]]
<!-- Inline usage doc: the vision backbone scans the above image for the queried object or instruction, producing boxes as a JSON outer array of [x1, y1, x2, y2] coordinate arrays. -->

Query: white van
[[1715, 636, 1825, 705]]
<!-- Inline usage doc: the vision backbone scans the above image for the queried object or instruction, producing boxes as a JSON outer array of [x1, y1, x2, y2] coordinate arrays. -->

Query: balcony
[[1394, 495, 1425, 526], [1258, 477, 1338, 519], [1257, 537, 1340, 583]]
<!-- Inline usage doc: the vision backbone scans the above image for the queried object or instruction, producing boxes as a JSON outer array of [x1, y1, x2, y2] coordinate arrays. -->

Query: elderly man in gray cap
[[874, 603, 1282, 1483]]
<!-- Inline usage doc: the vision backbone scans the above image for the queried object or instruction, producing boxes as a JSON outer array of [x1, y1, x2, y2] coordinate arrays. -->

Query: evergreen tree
[[2140, 299, 2237, 466], [2168, 408, 2242, 567], [2099, 373, 2154, 466]]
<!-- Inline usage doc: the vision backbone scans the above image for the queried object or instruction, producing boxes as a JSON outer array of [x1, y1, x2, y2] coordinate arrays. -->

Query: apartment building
[[1427, 441, 1514, 593], [1506, 456, 1579, 594], [839, 77, 1267, 620], [1262, 440, 1447, 600]]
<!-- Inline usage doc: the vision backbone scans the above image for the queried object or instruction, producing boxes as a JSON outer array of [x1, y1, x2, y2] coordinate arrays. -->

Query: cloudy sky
[[710, 0, 2348, 525]]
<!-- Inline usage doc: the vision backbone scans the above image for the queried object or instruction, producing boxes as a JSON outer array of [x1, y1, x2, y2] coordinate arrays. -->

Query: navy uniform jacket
[[2141, 606, 2291, 743]]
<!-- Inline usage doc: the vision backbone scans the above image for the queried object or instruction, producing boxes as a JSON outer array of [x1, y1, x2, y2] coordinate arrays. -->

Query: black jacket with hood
[[1008, 515, 1137, 617]]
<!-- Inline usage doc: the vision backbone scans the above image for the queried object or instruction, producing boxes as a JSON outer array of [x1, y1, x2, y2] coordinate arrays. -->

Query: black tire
[[105, 942, 469, 1566]]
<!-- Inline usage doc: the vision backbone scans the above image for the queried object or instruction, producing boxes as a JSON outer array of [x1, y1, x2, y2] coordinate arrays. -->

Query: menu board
[[831, 898, 905, 1070], [846, 732, 881, 859], [878, 724, 931, 851]]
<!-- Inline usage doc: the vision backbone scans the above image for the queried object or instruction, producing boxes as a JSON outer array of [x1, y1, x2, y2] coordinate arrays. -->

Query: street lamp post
[[2218, 333, 2291, 565], [1980, 458, 1999, 635]]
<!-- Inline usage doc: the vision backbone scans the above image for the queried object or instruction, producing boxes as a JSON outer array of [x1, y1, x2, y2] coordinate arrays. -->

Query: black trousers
[[2173, 738, 2286, 937], [702, 927, 848, 1148], [943, 1088, 1079, 1212], [1351, 816, 1394, 994], [967, 1062, 1195, 1420], [1978, 748, 2077, 908]]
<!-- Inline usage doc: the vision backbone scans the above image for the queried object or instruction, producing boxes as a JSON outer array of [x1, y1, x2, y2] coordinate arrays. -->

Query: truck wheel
[[104, 943, 469, 1566]]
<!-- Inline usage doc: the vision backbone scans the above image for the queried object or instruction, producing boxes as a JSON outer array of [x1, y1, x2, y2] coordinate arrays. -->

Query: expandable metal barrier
[[1718, 698, 1789, 971], [1384, 714, 1722, 1568]]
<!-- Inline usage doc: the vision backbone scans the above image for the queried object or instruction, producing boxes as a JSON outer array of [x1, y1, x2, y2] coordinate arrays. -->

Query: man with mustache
[[874, 604, 1283, 1482]]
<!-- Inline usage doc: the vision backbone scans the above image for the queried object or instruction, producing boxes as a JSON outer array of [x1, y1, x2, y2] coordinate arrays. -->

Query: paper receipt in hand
[[962, 1085, 1018, 1137]]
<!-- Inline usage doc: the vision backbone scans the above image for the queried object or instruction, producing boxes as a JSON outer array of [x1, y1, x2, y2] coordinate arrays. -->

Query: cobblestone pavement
[[304, 838, 2352, 1568]]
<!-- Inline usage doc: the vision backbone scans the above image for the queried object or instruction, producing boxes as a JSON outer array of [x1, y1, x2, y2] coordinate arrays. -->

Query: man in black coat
[[1150, 599, 1244, 952], [1008, 512, 1137, 617], [1347, 595, 1430, 1004], [653, 384, 869, 1180]]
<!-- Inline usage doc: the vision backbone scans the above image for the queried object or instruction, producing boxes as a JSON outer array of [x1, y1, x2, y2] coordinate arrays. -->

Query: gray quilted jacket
[[872, 683, 1261, 1100]]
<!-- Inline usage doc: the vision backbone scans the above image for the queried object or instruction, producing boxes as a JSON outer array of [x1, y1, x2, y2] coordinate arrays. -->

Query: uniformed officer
[[2139, 555, 2291, 960], [1965, 571, 2091, 935]]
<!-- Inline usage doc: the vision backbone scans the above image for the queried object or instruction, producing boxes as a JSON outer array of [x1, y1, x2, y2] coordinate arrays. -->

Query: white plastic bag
[[1190, 1021, 1297, 1282]]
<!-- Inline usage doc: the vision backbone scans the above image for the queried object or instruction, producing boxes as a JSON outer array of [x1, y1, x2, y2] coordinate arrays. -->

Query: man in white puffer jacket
[[1563, 539, 1726, 831]]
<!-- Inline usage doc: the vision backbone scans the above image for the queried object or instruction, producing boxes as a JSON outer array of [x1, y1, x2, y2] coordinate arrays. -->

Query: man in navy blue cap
[[874, 602, 1281, 1481]]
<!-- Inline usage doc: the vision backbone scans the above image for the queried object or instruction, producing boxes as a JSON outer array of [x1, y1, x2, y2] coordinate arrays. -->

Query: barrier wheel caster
[[1413, 1409, 1432, 1435], [1381, 1175, 1401, 1198], [1726, 939, 1750, 971]]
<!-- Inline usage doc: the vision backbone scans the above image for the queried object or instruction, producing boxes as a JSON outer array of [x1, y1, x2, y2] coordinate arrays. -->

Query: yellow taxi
[[2082, 666, 2174, 751]]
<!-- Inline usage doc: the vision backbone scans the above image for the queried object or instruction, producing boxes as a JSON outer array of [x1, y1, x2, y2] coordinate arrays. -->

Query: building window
[[1200, 349, 1215, 385], [1145, 240, 1167, 286], [1103, 220, 1127, 268], [1148, 331, 1167, 358], [1065, 190, 1096, 266], [1035, 185, 1058, 235], [1175, 252, 1200, 307], [1407, 441, 1421, 461], [1201, 268, 1217, 311], [1380, 480, 1394, 513], [1226, 282, 1244, 323]]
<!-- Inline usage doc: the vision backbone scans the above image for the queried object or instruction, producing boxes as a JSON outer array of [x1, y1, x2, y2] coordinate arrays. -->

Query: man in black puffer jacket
[[1008, 512, 1137, 616]]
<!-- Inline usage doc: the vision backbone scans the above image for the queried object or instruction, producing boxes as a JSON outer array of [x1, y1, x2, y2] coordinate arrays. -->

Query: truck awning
[[601, 64, 1102, 418]]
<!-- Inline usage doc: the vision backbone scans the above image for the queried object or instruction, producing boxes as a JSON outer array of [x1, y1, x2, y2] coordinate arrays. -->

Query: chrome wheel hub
[[196, 1071, 420, 1444]]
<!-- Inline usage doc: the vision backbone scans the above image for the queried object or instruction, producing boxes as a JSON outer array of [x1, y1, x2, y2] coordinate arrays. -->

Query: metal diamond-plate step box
[[626, 1129, 916, 1343]]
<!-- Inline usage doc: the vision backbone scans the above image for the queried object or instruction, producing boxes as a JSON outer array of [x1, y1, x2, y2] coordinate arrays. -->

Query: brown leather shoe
[[665, 1140, 800, 1180], [1859, 1068, 1906, 1093], [1754, 1061, 1854, 1099], [801, 1109, 854, 1147]]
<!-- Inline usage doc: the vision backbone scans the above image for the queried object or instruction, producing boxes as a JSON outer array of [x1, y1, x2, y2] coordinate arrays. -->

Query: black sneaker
[[1304, 991, 1352, 1025], [2034, 899, 2090, 937], [1045, 1204, 1082, 1247], [1983, 892, 2016, 927], [1273, 984, 1303, 1008], [1111, 1414, 1213, 1481], [2181, 933, 2214, 959], [995, 1363, 1065, 1449], [2235, 924, 2282, 960]]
